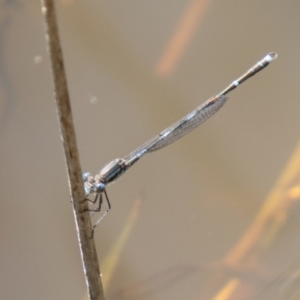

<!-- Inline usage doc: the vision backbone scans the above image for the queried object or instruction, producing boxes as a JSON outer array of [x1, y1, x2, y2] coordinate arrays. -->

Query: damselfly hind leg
[[92, 191, 111, 230]]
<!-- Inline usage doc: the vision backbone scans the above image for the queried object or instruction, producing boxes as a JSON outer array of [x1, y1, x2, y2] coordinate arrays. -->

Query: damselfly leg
[[82, 191, 111, 228]]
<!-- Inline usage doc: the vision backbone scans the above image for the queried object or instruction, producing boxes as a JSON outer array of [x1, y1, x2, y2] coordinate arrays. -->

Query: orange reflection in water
[[82, 199, 141, 300], [155, 0, 212, 77], [206, 141, 300, 300], [101, 199, 142, 290], [212, 278, 240, 300]]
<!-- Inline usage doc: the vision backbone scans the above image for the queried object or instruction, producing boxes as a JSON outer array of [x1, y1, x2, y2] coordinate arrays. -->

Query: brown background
[[1, 1, 300, 299]]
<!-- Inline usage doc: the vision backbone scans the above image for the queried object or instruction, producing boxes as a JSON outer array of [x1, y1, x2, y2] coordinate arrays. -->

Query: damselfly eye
[[82, 172, 91, 182], [95, 182, 106, 193]]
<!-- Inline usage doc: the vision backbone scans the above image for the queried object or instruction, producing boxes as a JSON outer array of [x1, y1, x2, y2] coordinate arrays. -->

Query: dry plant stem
[[40, 1, 105, 299]]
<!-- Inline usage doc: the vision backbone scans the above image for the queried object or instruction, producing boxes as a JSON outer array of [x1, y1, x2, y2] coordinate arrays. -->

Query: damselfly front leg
[[81, 193, 100, 217]]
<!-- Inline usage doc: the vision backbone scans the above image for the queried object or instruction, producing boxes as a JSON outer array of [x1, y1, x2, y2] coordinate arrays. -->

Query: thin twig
[[40, 1, 105, 299]]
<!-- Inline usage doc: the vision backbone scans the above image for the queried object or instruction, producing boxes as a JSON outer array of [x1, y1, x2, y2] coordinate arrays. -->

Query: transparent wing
[[123, 95, 228, 162]]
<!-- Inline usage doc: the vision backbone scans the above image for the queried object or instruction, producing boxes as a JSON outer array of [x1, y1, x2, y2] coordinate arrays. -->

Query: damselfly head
[[83, 175, 105, 194]]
